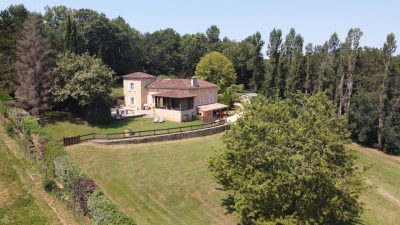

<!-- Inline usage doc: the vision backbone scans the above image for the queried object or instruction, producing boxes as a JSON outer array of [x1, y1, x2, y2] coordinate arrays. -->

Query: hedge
[[87, 190, 135, 225]]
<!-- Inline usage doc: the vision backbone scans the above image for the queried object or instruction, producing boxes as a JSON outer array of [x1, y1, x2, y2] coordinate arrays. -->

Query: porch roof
[[152, 90, 197, 98], [196, 103, 228, 112]]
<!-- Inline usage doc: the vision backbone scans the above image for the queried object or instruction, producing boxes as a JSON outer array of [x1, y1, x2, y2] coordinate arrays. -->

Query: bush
[[7, 107, 29, 131], [87, 190, 135, 225], [5, 121, 14, 137], [21, 116, 40, 141], [86, 102, 111, 125], [53, 154, 85, 194], [43, 141, 65, 174], [43, 178, 57, 193], [74, 178, 98, 216]]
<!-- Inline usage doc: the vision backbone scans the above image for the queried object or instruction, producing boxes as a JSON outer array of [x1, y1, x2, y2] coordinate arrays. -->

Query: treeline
[[1, 4, 399, 154]]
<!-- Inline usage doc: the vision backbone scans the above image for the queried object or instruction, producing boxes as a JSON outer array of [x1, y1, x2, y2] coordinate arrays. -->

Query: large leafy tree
[[14, 15, 53, 116], [0, 4, 28, 92], [223, 32, 266, 91], [142, 28, 182, 76], [52, 51, 115, 109], [180, 32, 208, 77], [195, 51, 236, 92], [209, 93, 366, 224]]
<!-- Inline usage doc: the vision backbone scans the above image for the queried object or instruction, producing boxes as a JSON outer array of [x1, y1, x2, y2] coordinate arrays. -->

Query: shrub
[[43, 178, 57, 193], [43, 141, 65, 175], [86, 102, 111, 125], [53, 154, 85, 194], [7, 107, 29, 131], [87, 190, 135, 225], [21, 116, 40, 141], [74, 178, 98, 216], [5, 120, 15, 137]]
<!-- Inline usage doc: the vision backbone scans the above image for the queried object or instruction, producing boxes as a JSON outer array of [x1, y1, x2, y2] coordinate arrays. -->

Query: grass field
[[0, 138, 50, 224], [42, 111, 205, 141], [66, 135, 400, 225], [67, 133, 238, 225], [349, 142, 400, 225]]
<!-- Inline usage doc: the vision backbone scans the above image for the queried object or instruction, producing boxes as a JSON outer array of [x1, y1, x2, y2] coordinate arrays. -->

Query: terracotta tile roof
[[152, 90, 197, 98], [147, 79, 217, 89], [197, 103, 228, 112], [122, 72, 156, 79]]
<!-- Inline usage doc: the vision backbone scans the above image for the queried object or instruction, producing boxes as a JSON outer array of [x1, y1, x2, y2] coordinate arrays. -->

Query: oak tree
[[209, 93, 366, 224]]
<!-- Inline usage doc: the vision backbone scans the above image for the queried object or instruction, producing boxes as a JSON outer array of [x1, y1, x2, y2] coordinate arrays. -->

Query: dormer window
[[130, 83, 135, 91]]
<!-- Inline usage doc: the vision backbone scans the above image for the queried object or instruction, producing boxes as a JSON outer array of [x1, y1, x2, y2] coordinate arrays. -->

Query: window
[[130, 97, 135, 105], [130, 82, 135, 91], [152, 97, 155, 104], [200, 97, 204, 105], [209, 94, 213, 103]]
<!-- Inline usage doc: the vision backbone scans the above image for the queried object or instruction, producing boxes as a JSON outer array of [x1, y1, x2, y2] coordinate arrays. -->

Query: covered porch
[[196, 103, 229, 123], [152, 90, 197, 122]]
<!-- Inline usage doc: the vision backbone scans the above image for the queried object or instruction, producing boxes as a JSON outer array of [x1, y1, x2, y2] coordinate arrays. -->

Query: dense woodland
[[1, 4, 399, 155]]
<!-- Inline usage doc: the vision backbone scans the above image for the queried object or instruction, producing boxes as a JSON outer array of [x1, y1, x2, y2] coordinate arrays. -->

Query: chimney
[[190, 77, 197, 87]]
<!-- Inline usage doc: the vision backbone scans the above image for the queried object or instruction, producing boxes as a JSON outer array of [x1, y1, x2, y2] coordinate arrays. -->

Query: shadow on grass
[[42, 111, 139, 129], [219, 191, 366, 225], [89, 117, 139, 130], [41, 111, 86, 125], [220, 194, 235, 215]]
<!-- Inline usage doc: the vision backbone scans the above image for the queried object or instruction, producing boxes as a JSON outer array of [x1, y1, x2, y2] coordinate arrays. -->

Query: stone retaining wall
[[92, 124, 230, 145]]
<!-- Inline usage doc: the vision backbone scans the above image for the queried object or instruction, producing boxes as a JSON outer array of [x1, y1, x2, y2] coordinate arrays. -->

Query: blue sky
[[2, 0, 399, 56]]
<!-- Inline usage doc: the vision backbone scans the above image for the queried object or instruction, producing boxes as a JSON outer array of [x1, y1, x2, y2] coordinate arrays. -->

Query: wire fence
[[0, 113, 91, 224], [62, 119, 227, 146]]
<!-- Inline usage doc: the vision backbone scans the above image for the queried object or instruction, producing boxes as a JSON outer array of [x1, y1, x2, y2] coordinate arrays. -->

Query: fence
[[0, 112, 90, 224], [62, 120, 227, 146]]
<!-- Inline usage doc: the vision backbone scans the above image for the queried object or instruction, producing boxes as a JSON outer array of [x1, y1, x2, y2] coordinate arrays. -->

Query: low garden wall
[[93, 124, 230, 145]]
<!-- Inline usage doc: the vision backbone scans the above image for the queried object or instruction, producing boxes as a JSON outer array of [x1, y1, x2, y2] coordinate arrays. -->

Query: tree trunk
[[337, 74, 345, 116]]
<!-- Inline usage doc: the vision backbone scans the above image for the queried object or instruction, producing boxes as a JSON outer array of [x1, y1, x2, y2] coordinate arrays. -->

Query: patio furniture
[[153, 117, 159, 123], [158, 117, 164, 123]]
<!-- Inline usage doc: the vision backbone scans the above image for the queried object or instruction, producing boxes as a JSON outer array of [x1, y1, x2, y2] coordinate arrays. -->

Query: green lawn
[[66, 134, 400, 225], [42, 111, 205, 141], [112, 82, 124, 99], [67, 134, 238, 225], [349, 142, 400, 225]]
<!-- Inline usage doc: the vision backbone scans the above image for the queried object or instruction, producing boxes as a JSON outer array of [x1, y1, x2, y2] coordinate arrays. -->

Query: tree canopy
[[195, 51, 236, 92], [52, 51, 115, 108], [208, 93, 366, 224]]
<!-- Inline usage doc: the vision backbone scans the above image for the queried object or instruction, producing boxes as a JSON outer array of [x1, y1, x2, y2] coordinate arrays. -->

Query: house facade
[[122, 72, 227, 122]]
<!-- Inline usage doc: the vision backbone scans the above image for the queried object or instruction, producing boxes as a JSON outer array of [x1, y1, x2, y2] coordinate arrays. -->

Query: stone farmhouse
[[122, 72, 228, 122]]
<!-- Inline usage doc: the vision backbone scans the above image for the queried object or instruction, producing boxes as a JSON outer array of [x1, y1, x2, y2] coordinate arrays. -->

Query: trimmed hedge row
[[88, 190, 135, 225]]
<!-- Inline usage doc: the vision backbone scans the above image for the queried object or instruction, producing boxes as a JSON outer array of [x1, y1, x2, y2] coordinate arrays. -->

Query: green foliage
[[21, 116, 40, 140], [208, 93, 366, 224], [53, 154, 85, 194], [5, 120, 14, 137], [220, 88, 233, 108], [43, 141, 65, 174], [348, 91, 380, 146], [382, 110, 400, 155], [86, 102, 112, 125], [157, 74, 178, 79], [43, 178, 57, 193], [52, 51, 116, 108], [7, 107, 29, 131], [195, 52, 237, 92], [142, 28, 182, 75], [87, 190, 135, 225], [0, 4, 29, 92]]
